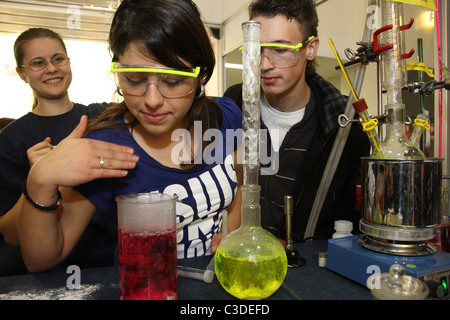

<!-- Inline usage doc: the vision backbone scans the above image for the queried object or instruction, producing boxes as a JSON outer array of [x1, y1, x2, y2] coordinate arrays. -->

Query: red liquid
[[118, 229, 177, 300], [430, 226, 450, 253], [438, 226, 450, 253]]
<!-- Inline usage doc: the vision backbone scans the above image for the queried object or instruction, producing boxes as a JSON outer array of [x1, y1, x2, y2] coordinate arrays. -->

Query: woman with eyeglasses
[[17, 0, 243, 273], [0, 28, 110, 276]]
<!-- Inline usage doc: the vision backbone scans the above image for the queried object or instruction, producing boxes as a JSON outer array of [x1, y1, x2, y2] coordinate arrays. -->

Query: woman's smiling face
[[17, 37, 72, 101]]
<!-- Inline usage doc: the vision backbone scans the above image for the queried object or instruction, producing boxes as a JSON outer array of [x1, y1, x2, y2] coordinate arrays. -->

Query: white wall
[[194, 0, 252, 97], [194, 0, 223, 25]]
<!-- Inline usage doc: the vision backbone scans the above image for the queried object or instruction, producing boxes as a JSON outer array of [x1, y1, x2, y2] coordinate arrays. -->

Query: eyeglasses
[[21, 54, 70, 71], [111, 62, 201, 98]]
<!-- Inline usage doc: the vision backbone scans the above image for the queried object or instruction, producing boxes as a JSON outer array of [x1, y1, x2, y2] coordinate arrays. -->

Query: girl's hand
[[29, 115, 139, 190]]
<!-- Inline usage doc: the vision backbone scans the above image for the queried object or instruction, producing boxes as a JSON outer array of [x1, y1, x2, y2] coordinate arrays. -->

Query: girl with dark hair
[[18, 0, 243, 272]]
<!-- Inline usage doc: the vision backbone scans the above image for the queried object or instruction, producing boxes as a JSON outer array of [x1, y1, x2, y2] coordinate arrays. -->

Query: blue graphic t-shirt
[[74, 97, 242, 259]]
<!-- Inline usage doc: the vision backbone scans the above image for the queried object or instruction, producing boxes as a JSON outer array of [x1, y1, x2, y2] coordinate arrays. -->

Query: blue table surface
[[0, 240, 373, 300]]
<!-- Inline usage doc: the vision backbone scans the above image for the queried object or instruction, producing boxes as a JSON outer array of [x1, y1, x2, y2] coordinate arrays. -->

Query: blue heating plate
[[326, 235, 450, 288]]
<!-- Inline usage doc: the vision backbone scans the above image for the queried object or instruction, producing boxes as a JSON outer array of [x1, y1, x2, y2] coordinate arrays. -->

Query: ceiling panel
[[0, 0, 117, 41]]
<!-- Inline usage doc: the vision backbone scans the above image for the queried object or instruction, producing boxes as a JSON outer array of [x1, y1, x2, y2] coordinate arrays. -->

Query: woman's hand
[[29, 115, 139, 190]]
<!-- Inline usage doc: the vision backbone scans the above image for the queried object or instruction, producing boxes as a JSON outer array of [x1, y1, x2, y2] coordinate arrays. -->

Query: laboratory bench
[[0, 240, 374, 301]]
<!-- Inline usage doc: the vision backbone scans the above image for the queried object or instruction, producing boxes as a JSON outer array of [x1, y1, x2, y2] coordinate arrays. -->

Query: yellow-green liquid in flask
[[215, 238, 287, 300]]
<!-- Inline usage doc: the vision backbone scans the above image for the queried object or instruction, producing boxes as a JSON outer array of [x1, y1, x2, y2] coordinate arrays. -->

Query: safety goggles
[[240, 36, 315, 68], [260, 36, 315, 68], [111, 62, 201, 98]]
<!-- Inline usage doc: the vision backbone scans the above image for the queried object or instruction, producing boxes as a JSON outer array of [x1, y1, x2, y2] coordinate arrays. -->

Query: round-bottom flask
[[381, 105, 425, 160], [215, 185, 288, 299]]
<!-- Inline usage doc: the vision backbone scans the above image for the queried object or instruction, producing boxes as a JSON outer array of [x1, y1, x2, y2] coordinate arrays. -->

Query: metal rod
[[285, 195, 294, 246]]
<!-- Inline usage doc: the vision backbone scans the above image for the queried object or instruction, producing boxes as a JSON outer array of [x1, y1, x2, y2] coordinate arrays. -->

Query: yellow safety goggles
[[239, 36, 315, 52], [111, 62, 201, 78], [110, 62, 201, 98], [260, 36, 315, 51]]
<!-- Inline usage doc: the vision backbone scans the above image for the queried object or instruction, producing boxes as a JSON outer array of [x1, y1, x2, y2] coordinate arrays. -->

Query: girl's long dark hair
[[88, 0, 222, 135]]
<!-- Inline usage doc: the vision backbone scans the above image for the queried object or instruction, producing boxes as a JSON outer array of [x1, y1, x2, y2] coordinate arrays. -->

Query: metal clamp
[[338, 114, 360, 128], [335, 42, 378, 71]]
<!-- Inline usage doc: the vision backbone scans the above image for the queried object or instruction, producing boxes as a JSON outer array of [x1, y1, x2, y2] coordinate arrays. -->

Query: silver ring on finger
[[99, 156, 105, 169]]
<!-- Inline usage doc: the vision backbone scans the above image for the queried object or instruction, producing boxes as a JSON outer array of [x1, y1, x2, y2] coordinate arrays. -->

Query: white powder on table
[[0, 284, 102, 300]]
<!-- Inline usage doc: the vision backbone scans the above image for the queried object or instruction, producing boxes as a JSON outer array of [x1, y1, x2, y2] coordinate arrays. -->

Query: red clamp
[[373, 18, 415, 59]]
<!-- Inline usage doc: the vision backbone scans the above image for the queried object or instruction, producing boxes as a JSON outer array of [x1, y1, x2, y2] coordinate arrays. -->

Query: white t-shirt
[[260, 95, 305, 152]]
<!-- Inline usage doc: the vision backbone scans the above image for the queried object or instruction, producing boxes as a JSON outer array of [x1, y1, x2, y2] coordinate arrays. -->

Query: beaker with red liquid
[[116, 192, 178, 300]]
